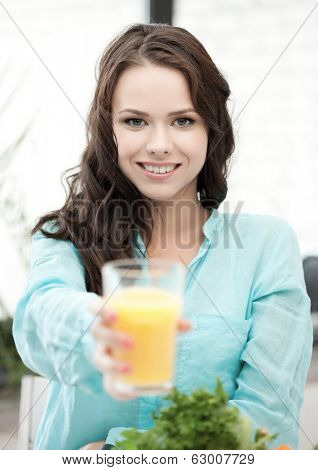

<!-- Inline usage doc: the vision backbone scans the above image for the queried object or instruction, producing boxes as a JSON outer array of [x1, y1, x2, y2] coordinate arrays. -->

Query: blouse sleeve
[[228, 219, 313, 449], [12, 227, 103, 396]]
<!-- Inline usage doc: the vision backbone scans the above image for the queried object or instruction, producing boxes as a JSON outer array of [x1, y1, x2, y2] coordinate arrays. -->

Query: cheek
[[116, 131, 142, 159], [179, 129, 208, 163]]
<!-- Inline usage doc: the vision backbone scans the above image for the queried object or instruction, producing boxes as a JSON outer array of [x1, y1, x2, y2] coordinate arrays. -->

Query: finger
[[89, 301, 118, 336], [92, 347, 132, 375], [177, 318, 192, 331], [89, 296, 105, 314], [90, 324, 134, 350], [89, 297, 117, 322]]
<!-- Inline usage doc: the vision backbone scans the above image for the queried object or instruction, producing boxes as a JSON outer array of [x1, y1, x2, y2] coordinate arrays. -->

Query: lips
[[137, 162, 181, 167]]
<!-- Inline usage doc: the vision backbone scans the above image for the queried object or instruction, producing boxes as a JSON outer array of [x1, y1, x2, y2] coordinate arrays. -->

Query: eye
[[175, 117, 194, 127], [123, 117, 195, 128], [124, 118, 145, 128]]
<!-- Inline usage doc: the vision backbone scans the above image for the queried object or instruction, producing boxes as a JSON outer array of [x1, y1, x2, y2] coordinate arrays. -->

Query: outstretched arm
[[13, 227, 102, 395]]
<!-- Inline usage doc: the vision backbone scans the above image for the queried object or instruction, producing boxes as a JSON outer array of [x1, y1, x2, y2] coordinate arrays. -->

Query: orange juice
[[107, 285, 182, 388]]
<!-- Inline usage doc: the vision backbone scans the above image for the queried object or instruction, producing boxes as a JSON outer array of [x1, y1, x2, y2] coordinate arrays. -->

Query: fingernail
[[121, 338, 134, 349], [119, 364, 132, 373], [107, 312, 117, 322]]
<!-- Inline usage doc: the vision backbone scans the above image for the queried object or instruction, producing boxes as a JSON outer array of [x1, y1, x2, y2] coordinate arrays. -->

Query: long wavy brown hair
[[32, 23, 235, 295]]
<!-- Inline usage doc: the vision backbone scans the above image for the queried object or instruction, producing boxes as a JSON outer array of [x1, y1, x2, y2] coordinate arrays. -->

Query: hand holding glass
[[101, 258, 185, 396]]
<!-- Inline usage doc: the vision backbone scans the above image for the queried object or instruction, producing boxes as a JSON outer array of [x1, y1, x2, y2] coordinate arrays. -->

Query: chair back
[[303, 256, 318, 343], [18, 375, 49, 450]]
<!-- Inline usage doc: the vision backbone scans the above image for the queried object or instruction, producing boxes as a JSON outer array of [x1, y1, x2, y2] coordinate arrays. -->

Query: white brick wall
[[175, 0, 318, 255]]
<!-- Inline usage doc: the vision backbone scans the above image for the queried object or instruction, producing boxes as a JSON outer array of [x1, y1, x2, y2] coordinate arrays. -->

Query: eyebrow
[[118, 108, 197, 116]]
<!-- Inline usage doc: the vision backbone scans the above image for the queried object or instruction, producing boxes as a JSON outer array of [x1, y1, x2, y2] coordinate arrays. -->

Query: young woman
[[13, 23, 313, 450]]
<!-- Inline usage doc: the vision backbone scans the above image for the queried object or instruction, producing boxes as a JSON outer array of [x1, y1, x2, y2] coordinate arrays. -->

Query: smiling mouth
[[136, 163, 181, 175]]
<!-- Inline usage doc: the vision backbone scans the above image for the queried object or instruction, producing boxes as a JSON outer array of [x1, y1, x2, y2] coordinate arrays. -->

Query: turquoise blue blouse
[[13, 209, 313, 449]]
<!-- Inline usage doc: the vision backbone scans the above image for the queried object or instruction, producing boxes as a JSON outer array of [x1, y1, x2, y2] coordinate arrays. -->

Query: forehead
[[112, 64, 193, 112]]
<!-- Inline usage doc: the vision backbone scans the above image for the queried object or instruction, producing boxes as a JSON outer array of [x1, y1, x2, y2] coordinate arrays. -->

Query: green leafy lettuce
[[114, 378, 277, 450]]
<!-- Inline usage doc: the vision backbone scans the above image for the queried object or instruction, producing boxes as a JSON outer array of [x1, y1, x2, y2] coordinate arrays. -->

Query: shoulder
[[221, 211, 296, 243], [210, 210, 300, 259], [223, 211, 292, 231], [31, 220, 83, 268]]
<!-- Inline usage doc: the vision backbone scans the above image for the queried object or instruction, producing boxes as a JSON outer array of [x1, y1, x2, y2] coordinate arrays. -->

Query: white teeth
[[142, 164, 177, 174]]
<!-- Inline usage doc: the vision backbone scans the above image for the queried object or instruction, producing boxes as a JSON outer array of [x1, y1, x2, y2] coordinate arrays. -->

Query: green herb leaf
[[114, 378, 277, 450]]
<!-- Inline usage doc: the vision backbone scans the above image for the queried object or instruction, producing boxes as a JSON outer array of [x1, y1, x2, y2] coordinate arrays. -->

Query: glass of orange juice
[[101, 258, 185, 396]]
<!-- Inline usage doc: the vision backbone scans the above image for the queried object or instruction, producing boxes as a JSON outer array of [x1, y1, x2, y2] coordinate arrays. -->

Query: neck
[[147, 198, 210, 250]]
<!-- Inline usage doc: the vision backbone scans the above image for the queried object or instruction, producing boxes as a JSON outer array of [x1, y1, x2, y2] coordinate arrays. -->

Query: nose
[[146, 126, 173, 155]]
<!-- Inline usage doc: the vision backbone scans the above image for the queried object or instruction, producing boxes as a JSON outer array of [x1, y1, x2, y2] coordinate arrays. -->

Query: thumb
[[178, 318, 192, 331], [89, 295, 104, 314]]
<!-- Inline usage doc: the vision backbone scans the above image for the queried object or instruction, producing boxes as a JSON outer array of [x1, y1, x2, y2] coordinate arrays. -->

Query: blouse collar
[[133, 208, 223, 257]]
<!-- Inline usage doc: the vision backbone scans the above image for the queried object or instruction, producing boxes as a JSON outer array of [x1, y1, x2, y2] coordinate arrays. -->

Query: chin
[[139, 189, 178, 201]]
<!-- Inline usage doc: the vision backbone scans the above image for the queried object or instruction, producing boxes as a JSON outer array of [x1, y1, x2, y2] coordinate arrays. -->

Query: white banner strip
[[0, 450, 317, 469]]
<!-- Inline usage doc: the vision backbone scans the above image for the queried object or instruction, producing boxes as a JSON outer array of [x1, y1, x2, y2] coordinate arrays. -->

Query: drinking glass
[[101, 258, 186, 396]]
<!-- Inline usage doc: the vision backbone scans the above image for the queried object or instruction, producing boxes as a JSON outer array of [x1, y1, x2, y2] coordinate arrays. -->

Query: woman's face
[[112, 63, 208, 204]]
